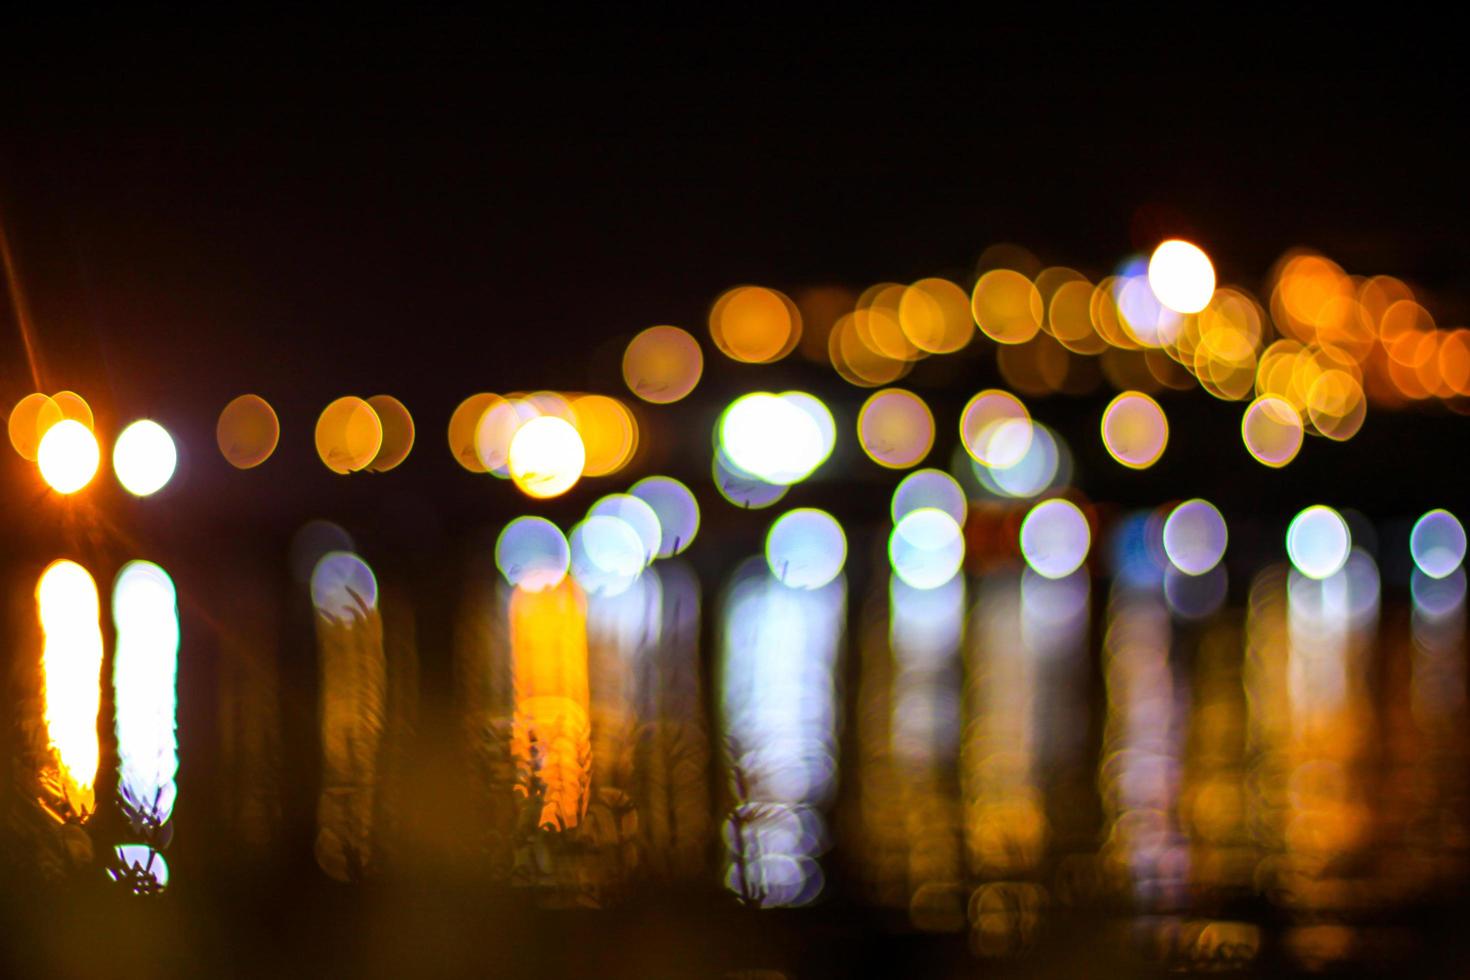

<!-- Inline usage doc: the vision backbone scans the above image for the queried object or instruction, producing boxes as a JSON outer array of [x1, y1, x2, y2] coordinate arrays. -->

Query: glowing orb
[[857, 388, 934, 469], [623, 324, 703, 403], [719, 392, 832, 486], [588, 494, 662, 566], [112, 420, 177, 497], [570, 515, 645, 596], [309, 551, 379, 621], [1101, 391, 1168, 469], [1242, 395, 1304, 468], [1020, 498, 1091, 579], [1411, 509, 1466, 579], [960, 390, 1032, 468], [8, 392, 63, 461], [1147, 239, 1216, 314], [496, 516, 570, 591], [976, 422, 1062, 499], [1286, 505, 1351, 580], [508, 415, 585, 499], [1162, 499, 1228, 576], [766, 509, 847, 589], [630, 476, 700, 556], [889, 508, 965, 590], [892, 468, 967, 524], [38, 419, 100, 494], [216, 394, 280, 469], [315, 396, 382, 474]]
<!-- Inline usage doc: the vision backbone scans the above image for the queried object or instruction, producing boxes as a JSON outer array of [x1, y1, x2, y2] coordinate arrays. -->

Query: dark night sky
[[0, 13, 1466, 533]]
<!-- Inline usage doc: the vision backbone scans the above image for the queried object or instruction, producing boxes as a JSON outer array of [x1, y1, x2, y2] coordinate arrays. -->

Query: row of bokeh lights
[[8, 391, 177, 496]]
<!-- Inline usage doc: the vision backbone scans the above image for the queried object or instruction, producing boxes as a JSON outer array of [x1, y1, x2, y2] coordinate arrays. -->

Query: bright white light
[[1162, 499, 1228, 576], [1019, 498, 1091, 580], [36, 559, 104, 814], [37, 419, 100, 494], [1411, 509, 1466, 579], [889, 508, 965, 590], [720, 392, 829, 486], [508, 415, 585, 499], [570, 515, 645, 596], [766, 509, 847, 589], [1286, 505, 1351, 580], [112, 561, 179, 828], [588, 494, 662, 566], [112, 420, 177, 496], [1148, 239, 1216, 314]]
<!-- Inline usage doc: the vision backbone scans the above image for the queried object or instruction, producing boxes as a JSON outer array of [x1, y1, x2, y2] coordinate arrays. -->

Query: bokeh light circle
[[508, 415, 585, 499], [8, 392, 63, 461], [766, 508, 847, 589], [971, 269, 1043, 344], [365, 395, 415, 472], [309, 551, 379, 620], [1101, 391, 1168, 469], [630, 476, 700, 556], [1411, 509, 1466, 579], [719, 392, 830, 485], [37, 419, 100, 494], [315, 396, 382, 474], [588, 494, 662, 566], [1161, 498, 1228, 575], [710, 285, 800, 364], [216, 394, 280, 469], [892, 468, 967, 524], [713, 449, 789, 509], [112, 420, 177, 496], [960, 389, 1032, 468], [1019, 498, 1091, 579], [857, 388, 934, 469], [495, 516, 570, 591], [1242, 396, 1304, 468], [623, 325, 703, 403], [1286, 505, 1351, 580], [1147, 239, 1216, 314], [889, 508, 965, 590], [449, 393, 502, 473], [571, 394, 637, 477], [570, 515, 646, 596], [975, 422, 1064, 500]]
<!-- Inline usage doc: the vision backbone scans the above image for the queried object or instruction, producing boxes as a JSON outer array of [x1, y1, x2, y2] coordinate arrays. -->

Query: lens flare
[[1162, 499, 1228, 575], [623, 324, 704, 403], [1242, 395, 1304, 467], [1411, 509, 1466, 579], [112, 561, 179, 829], [1147, 239, 1216, 314], [37, 418, 100, 494], [1101, 391, 1168, 469], [960, 390, 1032, 468], [216, 394, 280, 469], [36, 559, 104, 821], [496, 516, 570, 591], [508, 415, 586, 499], [889, 508, 966, 589], [112, 420, 177, 496], [1286, 505, 1351, 580], [1020, 498, 1091, 579], [892, 468, 967, 524], [858, 388, 934, 469], [630, 476, 700, 556], [766, 509, 847, 589]]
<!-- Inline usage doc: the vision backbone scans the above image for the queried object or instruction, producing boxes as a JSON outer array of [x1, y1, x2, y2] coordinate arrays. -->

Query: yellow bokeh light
[[709, 285, 801, 364], [112, 419, 177, 496], [898, 277, 973, 354], [857, 388, 935, 469], [1048, 278, 1108, 355], [8, 392, 63, 461], [36, 559, 104, 822], [622, 325, 703, 403], [971, 270, 1043, 345], [314, 396, 382, 474], [475, 396, 538, 475], [38, 419, 100, 494], [448, 392, 502, 473], [366, 394, 415, 472], [52, 391, 94, 430], [1147, 239, 1216, 314], [571, 393, 638, 477], [829, 311, 910, 387], [1304, 369, 1366, 441], [216, 394, 280, 469], [1242, 395, 1304, 467], [508, 415, 585, 499], [960, 389, 1032, 468], [1101, 391, 1168, 469]]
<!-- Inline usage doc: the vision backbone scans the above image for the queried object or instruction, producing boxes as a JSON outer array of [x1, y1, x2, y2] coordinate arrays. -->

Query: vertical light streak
[[35, 559, 104, 822], [721, 560, 844, 907], [311, 551, 386, 882], [112, 561, 180, 831], [510, 577, 591, 832]]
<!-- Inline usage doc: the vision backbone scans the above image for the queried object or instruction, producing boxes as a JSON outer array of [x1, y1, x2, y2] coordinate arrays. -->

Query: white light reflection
[[721, 559, 845, 907], [112, 561, 180, 831]]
